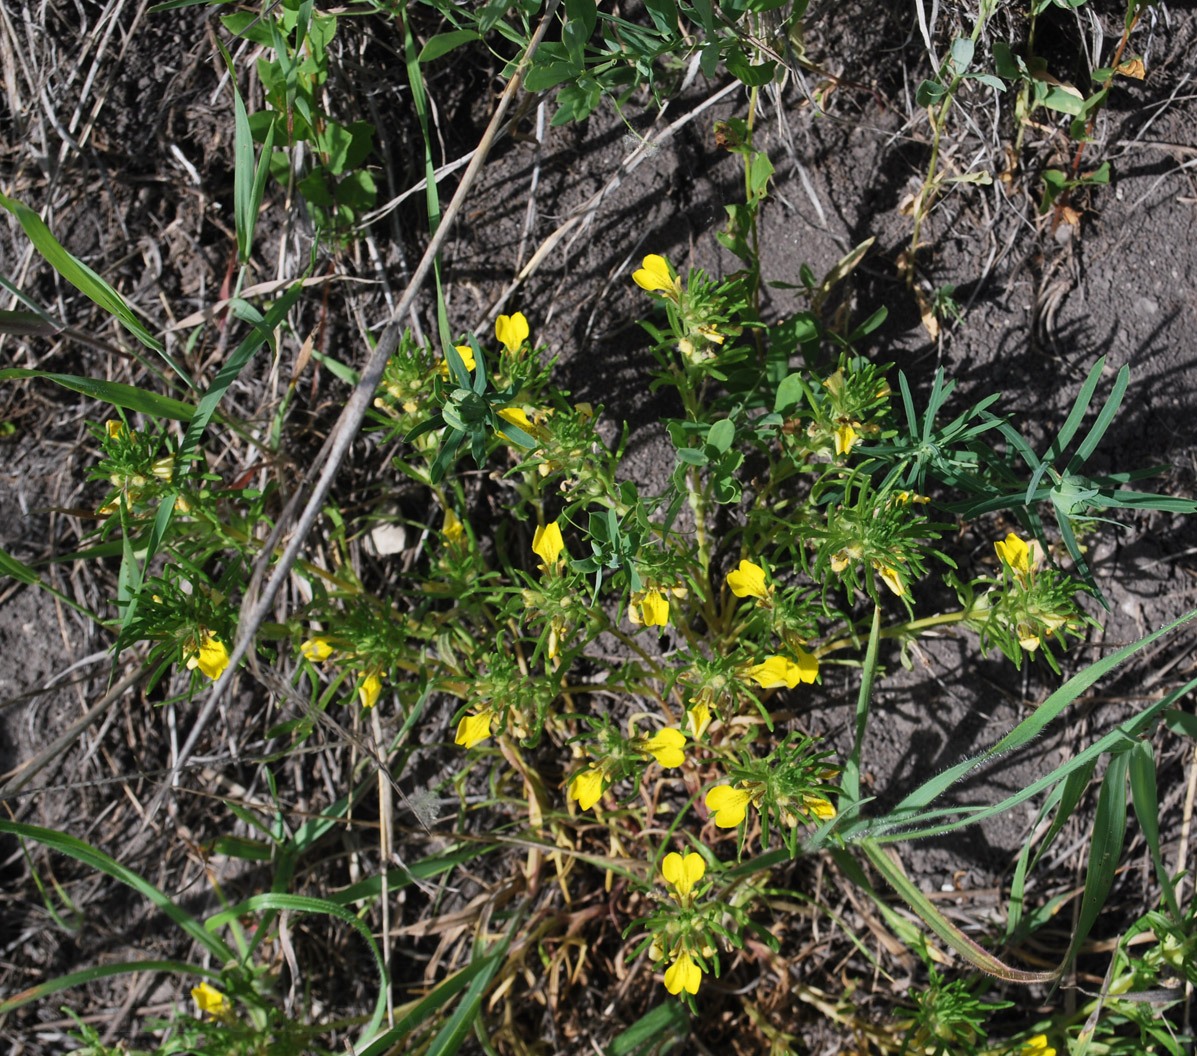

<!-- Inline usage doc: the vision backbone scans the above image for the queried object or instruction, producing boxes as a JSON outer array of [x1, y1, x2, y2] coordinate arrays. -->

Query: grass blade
[[0, 368, 196, 420], [0, 820, 235, 963], [0, 959, 214, 1015]]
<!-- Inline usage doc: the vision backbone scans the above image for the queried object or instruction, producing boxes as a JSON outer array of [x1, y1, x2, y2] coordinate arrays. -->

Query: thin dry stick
[[144, 0, 563, 824]]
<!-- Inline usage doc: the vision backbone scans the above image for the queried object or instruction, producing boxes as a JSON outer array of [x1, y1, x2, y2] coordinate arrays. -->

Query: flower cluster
[[704, 732, 840, 856], [301, 636, 385, 708], [971, 531, 1092, 671]]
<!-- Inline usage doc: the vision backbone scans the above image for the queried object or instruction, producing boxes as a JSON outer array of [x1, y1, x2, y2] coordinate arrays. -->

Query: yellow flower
[[358, 671, 383, 709], [1021, 1036, 1056, 1056], [697, 324, 725, 345], [726, 558, 768, 599], [642, 728, 686, 768], [443, 508, 464, 544], [873, 562, 905, 597], [630, 588, 669, 627], [301, 636, 334, 662], [497, 405, 535, 432], [532, 521, 566, 570], [496, 312, 529, 354], [439, 344, 476, 379], [185, 633, 230, 681], [802, 794, 836, 821], [191, 980, 230, 1018], [834, 422, 858, 456], [455, 709, 494, 749], [995, 531, 1036, 577], [632, 254, 681, 296], [706, 784, 753, 828], [663, 949, 702, 995], [687, 700, 712, 739], [745, 652, 818, 689], [569, 766, 607, 811], [105, 419, 126, 440], [661, 849, 706, 901]]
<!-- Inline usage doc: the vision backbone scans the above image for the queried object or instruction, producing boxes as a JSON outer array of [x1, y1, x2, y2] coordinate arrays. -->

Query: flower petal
[[661, 848, 707, 900], [186, 633, 230, 681], [455, 710, 493, 749], [644, 727, 686, 768], [632, 588, 669, 627], [726, 559, 768, 599], [358, 672, 383, 709], [443, 508, 464, 543], [301, 636, 333, 662], [191, 981, 229, 1017], [996, 531, 1033, 576], [687, 701, 712, 738], [745, 655, 808, 689], [532, 521, 565, 569], [802, 794, 836, 820], [663, 950, 702, 995], [496, 312, 529, 354], [873, 562, 905, 597], [705, 784, 752, 827], [834, 423, 858, 456], [632, 254, 679, 295], [569, 767, 607, 811]]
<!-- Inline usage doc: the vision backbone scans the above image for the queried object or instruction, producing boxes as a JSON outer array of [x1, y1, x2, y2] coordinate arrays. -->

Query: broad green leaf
[[418, 29, 482, 63], [950, 36, 974, 70], [1128, 739, 1180, 919], [853, 607, 1197, 835]]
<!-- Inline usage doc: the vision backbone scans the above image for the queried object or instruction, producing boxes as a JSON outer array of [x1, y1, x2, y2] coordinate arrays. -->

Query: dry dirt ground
[[2, 0, 1197, 1052]]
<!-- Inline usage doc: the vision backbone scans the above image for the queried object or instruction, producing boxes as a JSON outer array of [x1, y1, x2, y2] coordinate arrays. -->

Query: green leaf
[[0, 192, 171, 365], [525, 58, 581, 93], [0, 546, 98, 619], [418, 29, 482, 63], [176, 284, 304, 470], [916, 79, 948, 107], [0, 959, 216, 1015], [0, 820, 235, 964], [950, 36, 974, 70], [993, 41, 1023, 80], [1064, 751, 1129, 971], [707, 418, 734, 454], [204, 892, 388, 1046], [967, 72, 1006, 92], [607, 1001, 690, 1055], [1042, 86, 1086, 115], [1128, 739, 1181, 920], [724, 48, 776, 87], [0, 368, 196, 420]]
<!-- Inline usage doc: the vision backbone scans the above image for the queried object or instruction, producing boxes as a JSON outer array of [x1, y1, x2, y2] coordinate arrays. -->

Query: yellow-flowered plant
[[496, 311, 530, 355], [726, 558, 770, 600], [191, 981, 231, 1020], [704, 733, 841, 856], [629, 586, 670, 627], [1021, 1034, 1057, 1056], [185, 631, 231, 682]]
